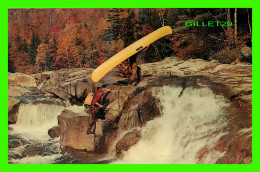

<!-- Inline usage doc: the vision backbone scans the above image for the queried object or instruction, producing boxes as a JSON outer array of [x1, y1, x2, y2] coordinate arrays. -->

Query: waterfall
[[9, 98, 87, 164], [11, 102, 64, 139], [11, 99, 87, 140], [113, 86, 229, 164]]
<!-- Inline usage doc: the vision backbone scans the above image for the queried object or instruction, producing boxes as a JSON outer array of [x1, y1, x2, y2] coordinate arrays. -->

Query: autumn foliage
[[8, 8, 252, 75]]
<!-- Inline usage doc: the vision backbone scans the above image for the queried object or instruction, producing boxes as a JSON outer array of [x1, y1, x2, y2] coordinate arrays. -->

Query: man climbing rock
[[87, 88, 106, 135]]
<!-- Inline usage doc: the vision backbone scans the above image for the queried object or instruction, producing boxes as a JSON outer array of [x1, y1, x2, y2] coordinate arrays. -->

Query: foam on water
[[11, 154, 62, 164]]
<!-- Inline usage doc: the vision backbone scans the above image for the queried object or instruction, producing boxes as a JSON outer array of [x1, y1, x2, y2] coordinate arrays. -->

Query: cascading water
[[113, 86, 229, 164], [8, 98, 87, 164], [12, 103, 65, 139]]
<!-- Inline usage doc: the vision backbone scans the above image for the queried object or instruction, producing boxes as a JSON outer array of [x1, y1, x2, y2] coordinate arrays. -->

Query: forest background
[[8, 8, 252, 74]]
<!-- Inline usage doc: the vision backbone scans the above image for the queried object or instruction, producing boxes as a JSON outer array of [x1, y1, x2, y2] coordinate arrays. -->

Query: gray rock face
[[9, 72, 37, 88], [8, 86, 32, 97], [105, 85, 136, 121], [139, 57, 252, 101], [48, 87, 70, 100], [38, 68, 93, 101]]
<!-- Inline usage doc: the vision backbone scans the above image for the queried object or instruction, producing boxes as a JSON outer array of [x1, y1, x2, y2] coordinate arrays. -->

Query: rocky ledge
[[139, 57, 252, 101], [8, 56, 252, 163]]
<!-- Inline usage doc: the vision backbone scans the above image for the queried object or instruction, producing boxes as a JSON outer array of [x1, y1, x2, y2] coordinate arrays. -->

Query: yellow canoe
[[91, 26, 173, 83]]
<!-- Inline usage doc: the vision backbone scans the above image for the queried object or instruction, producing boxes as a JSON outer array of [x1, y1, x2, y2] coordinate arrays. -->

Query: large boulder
[[57, 109, 111, 153], [8, 72, 37, 88], [58, 109, 94, 152], [48, 126, 61, 138]]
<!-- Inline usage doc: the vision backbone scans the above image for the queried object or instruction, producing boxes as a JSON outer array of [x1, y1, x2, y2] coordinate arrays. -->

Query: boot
[[86, 128, 92, 135]]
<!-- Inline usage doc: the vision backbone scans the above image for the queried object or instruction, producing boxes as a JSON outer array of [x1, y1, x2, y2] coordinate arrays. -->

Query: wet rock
[[22, 146, 43, 157], [225, 131, 252, 164], [34, 68, 127, 105], [8, 97, 21, 123], [197, 146, 210, 164], [215, 156, 229, 164], [94, 119, 111, 153], [8, 140, 23, 149], [118, 106, 141, 132], [138, 91, 162, 125], [48, 126, 61, 138], [216, 129, 252, 164], [115, 129, 141, 157], [8, 72, 37, 87], [118, 89, 161, 131]]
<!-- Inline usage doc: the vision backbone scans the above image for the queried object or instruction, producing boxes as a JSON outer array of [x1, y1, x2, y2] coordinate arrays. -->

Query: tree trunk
[[247, 8, 252, 34], [227, 8, 231, 33], [226, 8, 232, 44], [234, 8, 238, 40]]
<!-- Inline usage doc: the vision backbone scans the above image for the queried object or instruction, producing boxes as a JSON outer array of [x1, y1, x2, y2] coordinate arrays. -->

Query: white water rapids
[[9, 99, 87, 164], [11, 100, 86, 139], [113, 86, 229, 164], [9, 86, 230, 164]]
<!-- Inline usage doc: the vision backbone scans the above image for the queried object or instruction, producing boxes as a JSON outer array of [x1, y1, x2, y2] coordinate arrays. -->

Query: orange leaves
[[141, 24, 154, 36], [95, 50, 108, 66], [116, 60, 132, 78]]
